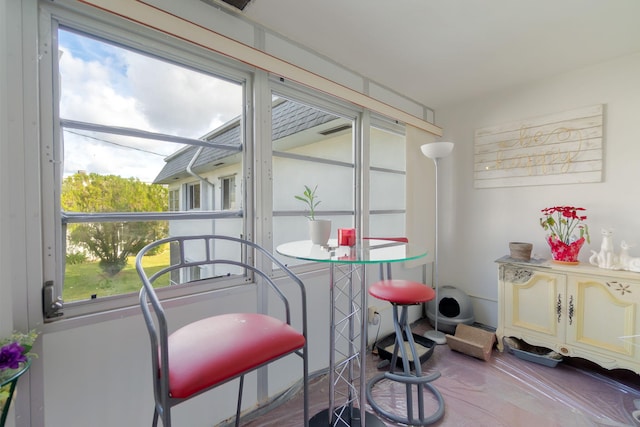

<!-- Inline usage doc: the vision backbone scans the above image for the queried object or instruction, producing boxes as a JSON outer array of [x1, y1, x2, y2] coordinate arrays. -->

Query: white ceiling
[[238, 0, 640, 110]]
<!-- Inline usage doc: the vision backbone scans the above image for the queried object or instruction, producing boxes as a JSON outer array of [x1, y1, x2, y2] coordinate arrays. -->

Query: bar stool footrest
[[384, 370, 441, 384], [366, 371, 445, 426]]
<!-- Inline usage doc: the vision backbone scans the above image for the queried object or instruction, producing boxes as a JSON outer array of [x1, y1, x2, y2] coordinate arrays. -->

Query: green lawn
[[64, 245, 170, 302]]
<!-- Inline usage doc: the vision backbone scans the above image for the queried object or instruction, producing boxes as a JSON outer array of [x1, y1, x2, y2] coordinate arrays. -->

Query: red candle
[[338, 228, 356, 246]]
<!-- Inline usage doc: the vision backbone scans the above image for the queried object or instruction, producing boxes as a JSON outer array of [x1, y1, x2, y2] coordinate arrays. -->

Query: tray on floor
[[503, 336, 563, 368], [376, 332, 435, 369]]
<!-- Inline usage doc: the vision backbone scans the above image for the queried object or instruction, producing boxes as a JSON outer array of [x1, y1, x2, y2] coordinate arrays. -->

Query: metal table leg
[[310, 263, 385, 427]]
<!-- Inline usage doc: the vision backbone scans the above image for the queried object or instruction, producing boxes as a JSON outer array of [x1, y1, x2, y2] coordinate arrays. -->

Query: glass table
[[277, 239, 427, 427]]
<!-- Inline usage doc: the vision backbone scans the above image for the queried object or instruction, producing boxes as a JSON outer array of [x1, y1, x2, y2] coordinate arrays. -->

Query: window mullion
[[62, 211, 243, 223], [60, 119, 242, 153]]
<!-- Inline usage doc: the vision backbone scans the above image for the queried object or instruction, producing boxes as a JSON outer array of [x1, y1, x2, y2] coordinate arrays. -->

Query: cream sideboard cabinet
[[496, 257, 640, 374]]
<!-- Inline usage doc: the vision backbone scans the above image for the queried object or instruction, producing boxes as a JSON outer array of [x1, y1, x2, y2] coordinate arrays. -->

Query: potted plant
[[540, 206, 590, 264], [296, 185, 331, 245]]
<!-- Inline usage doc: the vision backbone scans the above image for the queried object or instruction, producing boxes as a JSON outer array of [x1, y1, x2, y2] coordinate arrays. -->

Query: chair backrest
[[136, 234, 308, 409]]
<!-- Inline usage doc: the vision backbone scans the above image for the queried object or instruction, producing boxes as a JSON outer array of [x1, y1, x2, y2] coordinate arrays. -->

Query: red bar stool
[[365, 238, 445, 425]]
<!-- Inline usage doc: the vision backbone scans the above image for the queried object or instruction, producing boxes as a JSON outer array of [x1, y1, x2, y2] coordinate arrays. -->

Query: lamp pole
[[420, 142, 454, 344]]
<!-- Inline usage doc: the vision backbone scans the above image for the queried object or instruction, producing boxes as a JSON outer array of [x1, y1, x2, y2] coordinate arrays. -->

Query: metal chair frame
[[136, 234, 309, 427]]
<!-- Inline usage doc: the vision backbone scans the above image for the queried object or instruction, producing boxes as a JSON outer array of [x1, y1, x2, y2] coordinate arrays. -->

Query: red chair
[[365, 237, 445, 425], [136, 235, 308, 427]]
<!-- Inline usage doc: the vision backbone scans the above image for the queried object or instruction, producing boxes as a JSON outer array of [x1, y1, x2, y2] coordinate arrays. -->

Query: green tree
[[62, 173, 168, 276]]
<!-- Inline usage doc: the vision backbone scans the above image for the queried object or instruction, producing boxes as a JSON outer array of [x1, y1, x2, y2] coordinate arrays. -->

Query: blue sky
[[59, 28, 126, 71]]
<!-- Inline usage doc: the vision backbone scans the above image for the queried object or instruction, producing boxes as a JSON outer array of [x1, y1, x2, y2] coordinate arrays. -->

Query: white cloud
[[125, 51, 242, 137], [58, 32, 243, 181], [59, 46, 151, 130]]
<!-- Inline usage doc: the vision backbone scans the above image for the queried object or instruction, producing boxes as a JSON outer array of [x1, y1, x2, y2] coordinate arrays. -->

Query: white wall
[[436, 52, 640, 327]]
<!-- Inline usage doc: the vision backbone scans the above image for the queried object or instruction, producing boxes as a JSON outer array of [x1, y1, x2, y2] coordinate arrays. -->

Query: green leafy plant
[[295, 185, 321, 220]]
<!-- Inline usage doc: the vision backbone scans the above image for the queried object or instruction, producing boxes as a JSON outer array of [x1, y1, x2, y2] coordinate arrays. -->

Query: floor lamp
[[420, 141, 454, 344]]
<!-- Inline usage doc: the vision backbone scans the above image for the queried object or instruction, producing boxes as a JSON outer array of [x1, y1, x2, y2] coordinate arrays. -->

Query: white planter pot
[[309, 219, 331, 246]]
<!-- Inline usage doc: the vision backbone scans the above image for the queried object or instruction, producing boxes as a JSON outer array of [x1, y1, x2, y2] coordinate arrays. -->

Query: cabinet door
[[502, 266, 566, 345], [566, 274, 639, 364]]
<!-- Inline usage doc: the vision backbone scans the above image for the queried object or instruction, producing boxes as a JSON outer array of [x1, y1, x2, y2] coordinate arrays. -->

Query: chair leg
[[152, 408, 158, 427], [159, 404, 170, 427], [235, 375, 245, 427], [303, 351, 309, 427], [396, 305, 417, 420], [400, 306, 425, 421], [389, 305, 412, 375]]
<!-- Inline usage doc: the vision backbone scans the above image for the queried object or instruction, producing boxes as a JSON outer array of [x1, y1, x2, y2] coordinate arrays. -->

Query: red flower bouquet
[[540, 206, 590, 263]]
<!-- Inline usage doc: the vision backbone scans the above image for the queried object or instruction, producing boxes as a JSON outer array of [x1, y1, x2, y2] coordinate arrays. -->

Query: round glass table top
[[276, 239, 427, 264]]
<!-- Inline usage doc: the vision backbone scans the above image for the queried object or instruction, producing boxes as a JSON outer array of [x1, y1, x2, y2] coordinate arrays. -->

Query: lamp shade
[[421, 142, 454, 159]]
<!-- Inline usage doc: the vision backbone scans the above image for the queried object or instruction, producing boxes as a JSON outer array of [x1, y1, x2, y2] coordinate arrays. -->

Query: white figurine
[[628, 258, 640, 273], [619, 241, 634, 270], [589, 228, 620, 270], [619, 241, 640, 272]]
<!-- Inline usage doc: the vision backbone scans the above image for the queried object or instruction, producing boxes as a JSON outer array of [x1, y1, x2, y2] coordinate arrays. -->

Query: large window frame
[[268, 84, 359, 265], [38, 3, 409, 322], [268, 81, 408, 267], [39, 6, 254, 320]]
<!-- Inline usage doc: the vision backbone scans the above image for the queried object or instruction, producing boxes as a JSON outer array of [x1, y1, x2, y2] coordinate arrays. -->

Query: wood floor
[[242, 320, 640, 427]]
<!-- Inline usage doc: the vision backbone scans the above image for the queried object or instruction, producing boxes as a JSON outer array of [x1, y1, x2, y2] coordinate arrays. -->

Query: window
[[221, 176, 236, 210], [44, 22, 246, 316], [40, 9, 409, 319], [369, 122, 407, 237], [168, 189, 180, 212], [269, 88, 408, 266], [187, 183, 201, 210], [270, 93, 357, 265]]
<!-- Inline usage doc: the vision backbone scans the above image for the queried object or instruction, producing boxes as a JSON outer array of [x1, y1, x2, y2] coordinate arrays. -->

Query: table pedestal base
[[310, 406, 386, 427]]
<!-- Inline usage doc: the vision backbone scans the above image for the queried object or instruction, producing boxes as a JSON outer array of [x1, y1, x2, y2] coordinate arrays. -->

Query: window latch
[[43, 281, 64, 319]]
